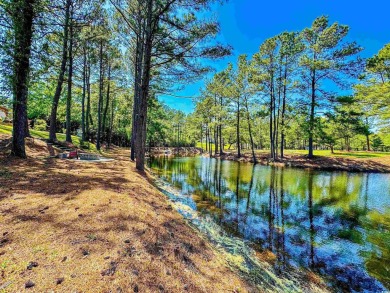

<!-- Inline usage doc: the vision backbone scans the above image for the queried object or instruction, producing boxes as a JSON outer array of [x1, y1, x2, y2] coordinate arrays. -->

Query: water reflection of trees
[[148, 157, 390, 291]]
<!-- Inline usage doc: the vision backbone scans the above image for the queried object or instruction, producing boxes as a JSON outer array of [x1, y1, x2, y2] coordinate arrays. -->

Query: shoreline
[[150, 148, 390, 173], [215, 152, 390, 173]]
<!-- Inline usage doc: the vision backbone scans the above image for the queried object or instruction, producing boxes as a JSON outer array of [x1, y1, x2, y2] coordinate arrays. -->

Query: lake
[[148, 156, 390, 292]]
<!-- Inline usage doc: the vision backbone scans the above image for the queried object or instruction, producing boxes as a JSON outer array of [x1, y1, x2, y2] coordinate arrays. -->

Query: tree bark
[[96, 40, 104, 151], [81, 45, 86, 141], [206, 126, 208, 152], [245, 98, 257, 164], [25, 118, 31, 137], [269, 82, 274, 160], [219, 124, 223, 154], [275, 58, 282, 159], [209, 127, 212, 155], [214, 128, 218, 156], [102, 62, 111, 142], [48, 0, 70, 142], [108, 96, 115, 148], [308, 62, 316, 158], [280, 57, 287, 158], [214, 95, 218, 156], [365, 117, 370, 151], [65, 8, 73, 143], [236, 99, 241, 158], [366, 134, 370, 151], [130, 5, 145, 161], [135, 0, 153, 171], [86, 54, 92, 139], [219, 95, 223, 155], [200, 124, 203, 152], [11, 0, 35, 158]]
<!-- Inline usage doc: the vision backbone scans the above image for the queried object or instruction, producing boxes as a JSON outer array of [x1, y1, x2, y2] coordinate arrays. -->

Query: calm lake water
[[148, 156, 390, 292]]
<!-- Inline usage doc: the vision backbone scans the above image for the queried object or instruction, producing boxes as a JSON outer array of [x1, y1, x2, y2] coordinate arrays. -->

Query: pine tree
[[10, 0, 37, 157], [299, 16, 362, 158]]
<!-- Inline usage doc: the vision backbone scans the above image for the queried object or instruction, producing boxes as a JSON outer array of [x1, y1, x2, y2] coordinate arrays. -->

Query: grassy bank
[[0, 124, 96, 152], [256, 149, 390, 159], [0, 136, 252, 292]]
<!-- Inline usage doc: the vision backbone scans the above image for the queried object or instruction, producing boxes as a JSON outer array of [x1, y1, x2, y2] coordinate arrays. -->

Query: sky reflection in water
[[148, 156, 390, 292]]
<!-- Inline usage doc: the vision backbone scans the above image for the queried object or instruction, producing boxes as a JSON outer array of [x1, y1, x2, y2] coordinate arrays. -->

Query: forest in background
[[0, 1, 389, 169]]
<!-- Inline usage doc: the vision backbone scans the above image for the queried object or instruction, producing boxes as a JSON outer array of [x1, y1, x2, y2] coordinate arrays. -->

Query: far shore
[[149, 147, 390, 173]]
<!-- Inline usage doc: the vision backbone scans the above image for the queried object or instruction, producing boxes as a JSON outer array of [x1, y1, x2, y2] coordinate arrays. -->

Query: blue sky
[[158, 0, 390, 113]]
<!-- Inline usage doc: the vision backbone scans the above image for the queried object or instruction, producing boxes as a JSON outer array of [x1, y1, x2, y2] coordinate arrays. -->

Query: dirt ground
[[0, 136, 253, 292]]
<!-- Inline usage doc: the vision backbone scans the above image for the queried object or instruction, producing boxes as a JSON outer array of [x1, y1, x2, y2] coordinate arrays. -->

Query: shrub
[[34, 119, 47, 131]]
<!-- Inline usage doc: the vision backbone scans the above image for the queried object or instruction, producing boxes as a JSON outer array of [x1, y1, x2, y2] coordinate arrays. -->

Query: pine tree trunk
[[108, 97, 115, 148], [25, 118, 30, 137], [275, 59, 282, 160], [102, 63, 111, 142], [280, 60, 287, 158], [65, 10, 73, 143], [366, 134, 370, 151], [270, 87, 274, 160], [219, 96, 223, 155], [130, 6, 145, 161], [11, 0, 35, 158], [214, 95, 218, 156], [245, 100, 257, 164], [81, 45, 86, 141], [219, 124, 223, 154], [365, 117, 370, 151], [308, 70, 316, 158], [96, 40, 104, 151], [86, 56, 91, 140], [236, 100, 241, 158], [200, 125, 203, 153], [135, 0, 153, 171], [273, 85, 278, 159], [214, 128, 218, 156], [49, 0, 70, 142], [205, 126, 208, 152]]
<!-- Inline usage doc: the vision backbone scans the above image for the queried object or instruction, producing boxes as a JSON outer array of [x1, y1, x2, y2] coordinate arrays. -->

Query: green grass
[[0, 124, 97, 152], [196, 142, 216, 152], [281, 149, 390, 158]]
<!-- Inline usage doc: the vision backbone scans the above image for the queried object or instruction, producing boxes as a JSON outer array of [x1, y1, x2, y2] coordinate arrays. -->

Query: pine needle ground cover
[[0, 137, 250, 292]]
